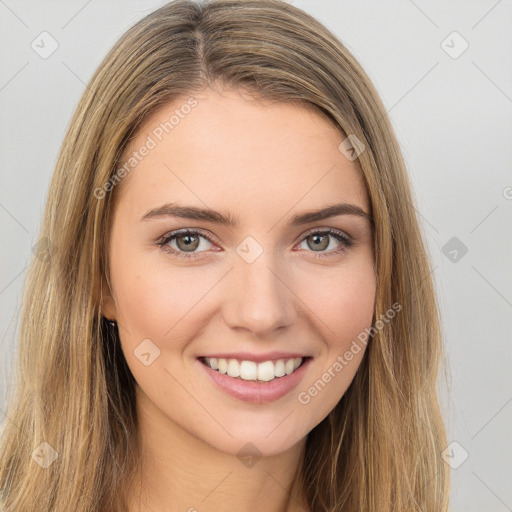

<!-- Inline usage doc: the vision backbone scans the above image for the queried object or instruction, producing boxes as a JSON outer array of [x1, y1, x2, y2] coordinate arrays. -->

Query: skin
[[102, 86, 376, 512]]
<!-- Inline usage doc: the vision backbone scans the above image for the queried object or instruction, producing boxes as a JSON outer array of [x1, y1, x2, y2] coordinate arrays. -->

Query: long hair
[[0, 1, 450, 510]]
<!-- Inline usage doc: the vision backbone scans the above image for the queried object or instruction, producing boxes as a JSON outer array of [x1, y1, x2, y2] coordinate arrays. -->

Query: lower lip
[[197, 357, 312, 404]]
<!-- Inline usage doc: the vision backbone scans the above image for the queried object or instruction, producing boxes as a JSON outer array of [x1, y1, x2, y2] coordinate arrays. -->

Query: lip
[[198, 351, 309, 363], [196, 356, 312, 404]]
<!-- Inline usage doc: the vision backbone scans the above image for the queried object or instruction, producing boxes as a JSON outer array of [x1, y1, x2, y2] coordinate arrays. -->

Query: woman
[[0, 1, 450, 511]]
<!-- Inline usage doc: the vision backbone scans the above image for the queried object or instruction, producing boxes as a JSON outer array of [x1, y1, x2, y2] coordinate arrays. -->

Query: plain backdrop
[[1, 1, 511, 511]]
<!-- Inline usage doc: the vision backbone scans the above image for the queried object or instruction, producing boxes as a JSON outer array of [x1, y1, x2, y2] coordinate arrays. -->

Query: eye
[[157, 229, 217, 260], [295, 228, 353, 259], [157, 228, 353, 260]]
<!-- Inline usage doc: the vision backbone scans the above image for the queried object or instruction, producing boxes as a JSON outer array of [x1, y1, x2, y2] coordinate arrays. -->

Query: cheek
[[110, 248, 226, 348], [112, 264, 197, 336], [300, 258, 376, 348], [292, 259, 375, 418]]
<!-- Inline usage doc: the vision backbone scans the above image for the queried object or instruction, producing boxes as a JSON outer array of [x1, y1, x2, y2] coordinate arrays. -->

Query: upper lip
[[198, 351, 310, 363]]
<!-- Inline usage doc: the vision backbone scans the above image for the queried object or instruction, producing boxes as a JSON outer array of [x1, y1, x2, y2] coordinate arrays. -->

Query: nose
[[221, 250, 297, 336]]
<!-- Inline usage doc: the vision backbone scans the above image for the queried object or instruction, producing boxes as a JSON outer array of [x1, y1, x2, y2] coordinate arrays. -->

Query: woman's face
[[103, 87, 376, 457]]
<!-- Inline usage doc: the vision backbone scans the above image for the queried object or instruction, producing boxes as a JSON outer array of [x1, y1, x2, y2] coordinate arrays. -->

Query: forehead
[[114, 88, 369, 221]]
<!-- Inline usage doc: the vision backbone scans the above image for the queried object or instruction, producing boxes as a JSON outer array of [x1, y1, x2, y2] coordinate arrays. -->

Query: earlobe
[[104, 317, 117, 327], [101, 300, 117, 323], [100, 276, 117, 322]]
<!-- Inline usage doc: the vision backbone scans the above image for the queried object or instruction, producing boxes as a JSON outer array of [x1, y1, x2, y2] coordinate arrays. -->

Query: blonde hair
[[0, 1, 450, 510]]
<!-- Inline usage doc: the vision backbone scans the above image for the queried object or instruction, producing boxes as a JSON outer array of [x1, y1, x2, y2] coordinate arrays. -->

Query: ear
[[100, 275, 117, 321]]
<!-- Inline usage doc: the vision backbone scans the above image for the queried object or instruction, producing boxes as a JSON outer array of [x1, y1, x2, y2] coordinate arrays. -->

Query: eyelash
[[156, 228, 353, 260]]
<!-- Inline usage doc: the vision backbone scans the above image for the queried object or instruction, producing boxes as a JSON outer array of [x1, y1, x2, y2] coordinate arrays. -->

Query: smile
[[199, 356, 306, 382]]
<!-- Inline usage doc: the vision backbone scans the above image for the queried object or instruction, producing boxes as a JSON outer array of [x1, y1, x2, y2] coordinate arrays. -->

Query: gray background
[[1, 1, 511, 510]]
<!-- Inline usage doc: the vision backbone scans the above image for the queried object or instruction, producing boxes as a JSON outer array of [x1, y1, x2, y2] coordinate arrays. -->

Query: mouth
[[198, 355, 312, 383], [197, 355, 313, 404]]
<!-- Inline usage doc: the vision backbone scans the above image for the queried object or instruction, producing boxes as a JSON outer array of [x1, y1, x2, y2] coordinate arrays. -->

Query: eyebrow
[[141, 202, 373, 227]]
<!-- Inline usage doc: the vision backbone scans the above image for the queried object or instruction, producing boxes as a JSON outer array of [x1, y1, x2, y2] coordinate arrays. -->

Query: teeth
[[240, 360, 257, 380], [203, 357, 304, 382], [274, 359, 285, 377], [257, 361, 275, 382], [218, 358, 228, 374], [227, 359, 241, 378]]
